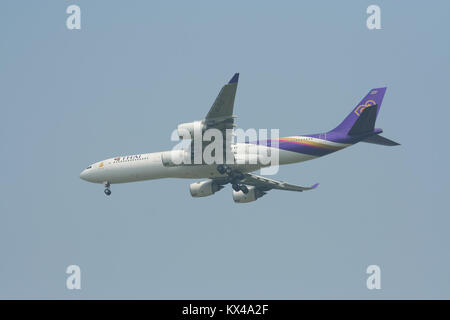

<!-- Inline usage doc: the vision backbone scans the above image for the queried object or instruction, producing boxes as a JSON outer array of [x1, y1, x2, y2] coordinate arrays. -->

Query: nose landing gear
[[104, 182, 111, 196]]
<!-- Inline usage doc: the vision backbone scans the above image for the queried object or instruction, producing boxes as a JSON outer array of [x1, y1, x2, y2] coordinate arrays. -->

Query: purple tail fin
[[330, 88, 387, 134]]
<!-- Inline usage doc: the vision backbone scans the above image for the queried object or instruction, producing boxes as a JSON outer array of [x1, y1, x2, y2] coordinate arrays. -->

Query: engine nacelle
[[161, 150, 189, 167], [190, 180, 224, 197], [177, 121, 206, 138], [232, 186, 265, 203]]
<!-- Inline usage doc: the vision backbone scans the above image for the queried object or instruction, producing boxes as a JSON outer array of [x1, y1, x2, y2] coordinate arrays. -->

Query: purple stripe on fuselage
[[251, 139, 342, 157], [248, 128, 382, 157], [276, 140, 337, 156]]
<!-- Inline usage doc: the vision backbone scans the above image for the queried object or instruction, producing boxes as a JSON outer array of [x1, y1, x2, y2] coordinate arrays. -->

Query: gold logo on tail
[[354, 100, 376, 116]]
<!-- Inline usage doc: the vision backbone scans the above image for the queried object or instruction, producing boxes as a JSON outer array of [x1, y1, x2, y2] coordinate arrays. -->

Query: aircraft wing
[[186, 74, 239, 163], [204, 73, 239, 131], [240, 172, 319, 192]]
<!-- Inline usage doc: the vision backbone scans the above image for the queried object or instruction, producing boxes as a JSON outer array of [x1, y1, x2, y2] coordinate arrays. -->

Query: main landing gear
[[232, 183, 249, 194], [104, 182, 111, 196], [217, 165, 249, 194], [216, 164, 232, 175]]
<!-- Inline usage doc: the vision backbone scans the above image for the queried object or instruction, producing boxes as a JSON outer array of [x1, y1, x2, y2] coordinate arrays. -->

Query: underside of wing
[[205, 73, 239, 130], [240, 172, 319, 192], [185, 73, 240, 163]]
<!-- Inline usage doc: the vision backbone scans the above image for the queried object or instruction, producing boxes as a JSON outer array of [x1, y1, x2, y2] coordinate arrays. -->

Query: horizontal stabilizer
[[362, 134, 400, 146]]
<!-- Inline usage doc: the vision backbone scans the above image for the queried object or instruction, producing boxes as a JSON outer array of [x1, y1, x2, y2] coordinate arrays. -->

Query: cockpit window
[[86, 165, 92, 169]]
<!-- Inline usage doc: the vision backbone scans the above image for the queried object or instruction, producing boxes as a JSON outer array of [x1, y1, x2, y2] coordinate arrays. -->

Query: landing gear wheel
[[217, 164, 226, 175], [232, 183, 240, 192], [217, 164, 233, 176], [103, 181, 111, 196], [240, 185, 249, 194]]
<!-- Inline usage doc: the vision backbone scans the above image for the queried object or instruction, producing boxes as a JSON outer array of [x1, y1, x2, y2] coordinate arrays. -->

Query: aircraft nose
[[80, 169, 88, 181]]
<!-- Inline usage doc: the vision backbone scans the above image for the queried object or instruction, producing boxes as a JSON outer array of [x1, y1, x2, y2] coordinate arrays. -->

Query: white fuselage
[[79, 141, 320, 185]]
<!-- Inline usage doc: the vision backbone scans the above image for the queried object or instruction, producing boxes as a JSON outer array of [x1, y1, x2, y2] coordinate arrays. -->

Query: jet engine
[[177, 121, 206, 138], [190, 180, 224, 197], [232, 186, 266, 203]]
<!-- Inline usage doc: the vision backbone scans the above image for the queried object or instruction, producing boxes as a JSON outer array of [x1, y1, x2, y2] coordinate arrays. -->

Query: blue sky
[[1, 0, 449, 298]]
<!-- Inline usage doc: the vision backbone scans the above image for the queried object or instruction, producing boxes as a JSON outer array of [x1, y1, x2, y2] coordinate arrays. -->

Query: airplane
[[80, 73, 399, 203]]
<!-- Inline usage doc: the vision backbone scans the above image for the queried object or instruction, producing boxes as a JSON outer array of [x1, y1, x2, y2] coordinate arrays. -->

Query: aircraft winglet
[[228, 73, 239, 84]]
